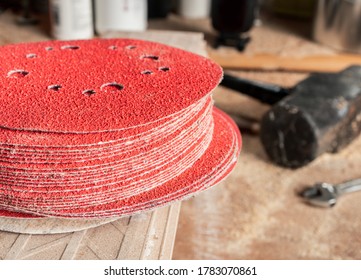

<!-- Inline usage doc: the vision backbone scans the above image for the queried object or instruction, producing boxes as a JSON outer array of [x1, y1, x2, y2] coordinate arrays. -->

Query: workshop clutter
[[0, 38, 241, 218]]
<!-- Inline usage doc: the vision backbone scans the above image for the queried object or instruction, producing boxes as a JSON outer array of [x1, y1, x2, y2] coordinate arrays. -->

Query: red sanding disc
[[0, 38, 241, 221], [0, 39, 222, 133], [0, 96, 211, 148], [0, 97, 212, 167], [0, 107, 242, 218]]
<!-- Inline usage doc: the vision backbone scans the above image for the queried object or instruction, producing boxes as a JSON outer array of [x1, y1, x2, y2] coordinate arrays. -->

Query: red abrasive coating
[[0, 101, 213, 196], [0, 97, 212, 165], [0, 39, 222, 133], [0, 121, 213, 202], [0, 38, 242, 220], [0, 96, 211, 148], [0, 108, 242, 218]]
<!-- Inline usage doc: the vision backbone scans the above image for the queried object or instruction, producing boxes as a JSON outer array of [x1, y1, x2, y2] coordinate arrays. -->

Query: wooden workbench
[[171, 13, 361, 260]]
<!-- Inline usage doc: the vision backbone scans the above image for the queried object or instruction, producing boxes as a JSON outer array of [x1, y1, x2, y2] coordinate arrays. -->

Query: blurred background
[[0, 0, 318, 43]]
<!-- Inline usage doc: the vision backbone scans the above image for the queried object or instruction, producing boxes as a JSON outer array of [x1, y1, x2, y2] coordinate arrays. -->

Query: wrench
[[301, 178, 361, 207]]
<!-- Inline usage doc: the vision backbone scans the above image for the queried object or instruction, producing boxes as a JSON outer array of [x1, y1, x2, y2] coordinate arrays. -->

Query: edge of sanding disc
[[0, 106, 241, 223]]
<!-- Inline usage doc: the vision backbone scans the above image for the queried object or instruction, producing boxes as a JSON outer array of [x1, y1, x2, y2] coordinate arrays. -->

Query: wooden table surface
[[1, 10, 361, 260], [160, 13, 361, 260]]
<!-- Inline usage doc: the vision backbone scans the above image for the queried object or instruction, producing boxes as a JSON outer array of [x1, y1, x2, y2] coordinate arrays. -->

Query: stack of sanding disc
[[0, 38, 241, 219]]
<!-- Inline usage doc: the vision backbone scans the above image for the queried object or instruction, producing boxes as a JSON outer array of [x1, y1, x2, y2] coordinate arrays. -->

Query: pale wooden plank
[[207, 48, 361, 73], [4, 235, 30, 260], [61, 230, 88, 260], [159, 203, 181, 260]]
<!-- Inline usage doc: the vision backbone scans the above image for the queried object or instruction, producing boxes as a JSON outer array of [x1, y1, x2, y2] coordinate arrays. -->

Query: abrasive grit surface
[[0, 38, 241, 219]]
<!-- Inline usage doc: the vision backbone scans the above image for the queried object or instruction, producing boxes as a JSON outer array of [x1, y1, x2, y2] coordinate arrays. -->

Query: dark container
[[211, 0, 259, 50], [211, 0, 258, 33], [148, 0, 174, 18]]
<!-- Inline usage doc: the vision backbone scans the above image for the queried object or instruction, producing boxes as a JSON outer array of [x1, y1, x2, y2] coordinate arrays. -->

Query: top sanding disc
[[0, 38, 222, 133], [0, 38, 242, 224]]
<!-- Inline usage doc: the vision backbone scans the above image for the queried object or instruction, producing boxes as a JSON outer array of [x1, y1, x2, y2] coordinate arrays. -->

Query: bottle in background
[[49, 0, 93, 40], [94, 0, 147, 35], [177, 0, 211, 19]]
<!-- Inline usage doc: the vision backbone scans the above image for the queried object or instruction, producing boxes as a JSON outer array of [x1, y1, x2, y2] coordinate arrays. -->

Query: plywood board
[[1, 203, 180, 260], [0, 216, 119, 235]]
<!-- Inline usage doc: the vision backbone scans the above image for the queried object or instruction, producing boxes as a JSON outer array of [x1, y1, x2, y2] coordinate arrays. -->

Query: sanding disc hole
[[7, 70, 29, 78], [48, 84, 62, 91], [61, 45, 80, 50], [108, 46, 117, 50], [26, 53, 37, 58], [141, 55, 159, 61], [83, 89, 96, 96], [126, 45, 136, 49], [141, 70, 153, 75], [101, 83, 124, 92], [159, 67, 170, 72], [45, 47, 53, 51]]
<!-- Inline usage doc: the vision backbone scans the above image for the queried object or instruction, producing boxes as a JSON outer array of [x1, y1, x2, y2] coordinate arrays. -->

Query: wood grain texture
[[172, 14, 361, 258], [0, 217, 119, 235], [1, 204, 180, 260], [208, 49, 361, 73]]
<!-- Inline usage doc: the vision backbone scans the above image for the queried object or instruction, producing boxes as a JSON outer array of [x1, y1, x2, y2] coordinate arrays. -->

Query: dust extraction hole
[[61, 45, 80, 50], [26, 53, 37, 58], [48, 84, 62, 91], [83, 89, 96, 96], [108, 46, 117, 50], [159, 67, 170, 72], [101, 83, 124, 92], [141, 55, 159, 61], [141, 70, 153, 75], [7, 70, 29, 78], [45, 47, 53, 51], [126, 45, 136, 50]]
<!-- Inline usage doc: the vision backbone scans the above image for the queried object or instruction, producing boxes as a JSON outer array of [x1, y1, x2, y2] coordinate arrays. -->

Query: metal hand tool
[[301, 178, 361, 207], [221, 66, 361, 168]]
